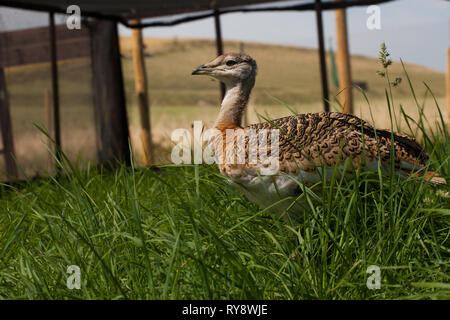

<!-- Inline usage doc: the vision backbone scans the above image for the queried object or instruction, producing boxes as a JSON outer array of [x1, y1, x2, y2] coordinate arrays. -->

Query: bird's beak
[[191, 65, 212, 75]]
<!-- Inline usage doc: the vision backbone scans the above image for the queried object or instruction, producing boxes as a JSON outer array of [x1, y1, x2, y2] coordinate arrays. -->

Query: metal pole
[[49, 12, 62, 162], [214, 10, 226, 100], [315, 0, 330, 112]]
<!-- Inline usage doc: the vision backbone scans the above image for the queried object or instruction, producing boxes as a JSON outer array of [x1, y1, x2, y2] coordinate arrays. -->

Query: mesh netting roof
[[0, 0, 393, 22]]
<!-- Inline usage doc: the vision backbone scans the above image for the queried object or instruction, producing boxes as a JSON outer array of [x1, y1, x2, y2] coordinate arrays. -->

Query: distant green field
[[1, 38, 447, 178]]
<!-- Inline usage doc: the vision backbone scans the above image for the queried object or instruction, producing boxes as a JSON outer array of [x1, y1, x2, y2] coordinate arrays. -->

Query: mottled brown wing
[[246, 112, 429, 171], [325, 112, 429, 164]]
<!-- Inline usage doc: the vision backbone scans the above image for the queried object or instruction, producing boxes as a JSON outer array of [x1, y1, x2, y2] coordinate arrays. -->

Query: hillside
[[119, 37, 446, 107], [4, 37, 446, 110]]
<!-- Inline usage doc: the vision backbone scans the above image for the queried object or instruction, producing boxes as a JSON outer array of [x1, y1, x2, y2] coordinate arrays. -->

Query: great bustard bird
[[192, 53, 446, 212]]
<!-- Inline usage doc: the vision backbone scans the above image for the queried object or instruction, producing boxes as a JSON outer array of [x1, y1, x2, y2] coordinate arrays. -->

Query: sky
[[0, 0, 448, 71], [118, 0, 450, 72]]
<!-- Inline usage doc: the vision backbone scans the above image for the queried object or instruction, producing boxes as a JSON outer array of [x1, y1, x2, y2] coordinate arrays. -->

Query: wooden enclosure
[[0, 18, 131, 179]]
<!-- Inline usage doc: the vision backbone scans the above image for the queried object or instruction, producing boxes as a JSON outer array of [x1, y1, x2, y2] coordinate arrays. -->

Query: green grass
[[1, 114, 449, 300], [0, 152, 449, 299], [0, 44, 449, 300]]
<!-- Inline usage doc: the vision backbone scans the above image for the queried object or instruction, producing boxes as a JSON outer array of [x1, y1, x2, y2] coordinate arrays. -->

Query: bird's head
[[191, 53, 257, 86]]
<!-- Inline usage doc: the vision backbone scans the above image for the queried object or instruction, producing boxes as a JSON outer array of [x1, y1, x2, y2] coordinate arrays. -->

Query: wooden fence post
[[89, 19, 131, 168], [335, 0, 353, 114], [0, 67, 18, 179], [131, 20, 153, 166]]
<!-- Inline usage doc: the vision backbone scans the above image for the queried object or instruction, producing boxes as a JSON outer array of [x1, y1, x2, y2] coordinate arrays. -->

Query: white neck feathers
[[214, 78, 253, 130]]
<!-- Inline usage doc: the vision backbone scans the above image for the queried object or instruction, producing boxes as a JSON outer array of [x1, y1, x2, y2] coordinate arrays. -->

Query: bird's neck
[[214, 78, 254, 131]]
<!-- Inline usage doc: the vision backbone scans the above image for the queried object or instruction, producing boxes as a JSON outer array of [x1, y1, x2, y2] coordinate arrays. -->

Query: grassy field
[[1, 38, 447, 177], [0, 113, 449, 299], [0, 163, 449, 299], [0, 40, 449, 300], [1, 84, 450, 299]]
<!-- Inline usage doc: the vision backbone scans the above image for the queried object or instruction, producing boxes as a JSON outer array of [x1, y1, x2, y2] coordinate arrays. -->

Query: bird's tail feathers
[[422, 170, 447, 185]]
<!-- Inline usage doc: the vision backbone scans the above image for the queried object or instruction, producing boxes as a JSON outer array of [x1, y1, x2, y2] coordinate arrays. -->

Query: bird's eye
[[226, 60, 237, 66]]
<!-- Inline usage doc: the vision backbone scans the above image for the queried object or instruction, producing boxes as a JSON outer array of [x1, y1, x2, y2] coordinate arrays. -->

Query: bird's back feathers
[[216, 112, 445, 185]]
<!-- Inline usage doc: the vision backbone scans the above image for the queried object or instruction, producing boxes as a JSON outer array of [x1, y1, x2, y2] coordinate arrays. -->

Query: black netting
[[0, 7, 96, 179]]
